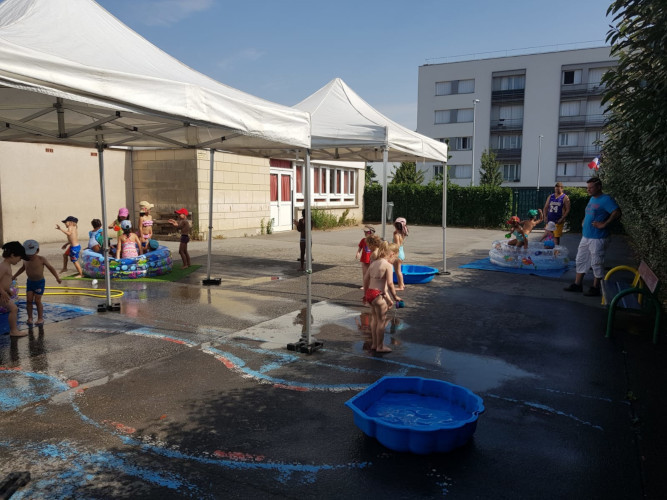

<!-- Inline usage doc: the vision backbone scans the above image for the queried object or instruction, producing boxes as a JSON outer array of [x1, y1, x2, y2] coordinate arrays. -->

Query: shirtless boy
[[1, 241, 26, 337], [363, 241, 401, 353], [168, 208, 191, 269], [12, 240, 62, 325], [56, 215, 83, 277]]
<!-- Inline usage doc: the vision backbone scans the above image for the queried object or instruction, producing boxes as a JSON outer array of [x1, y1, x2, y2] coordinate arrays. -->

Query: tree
[[390, 161, 426, 185], [478, 149, 503, 186], [601, 0, 667, 285], [365, 164, 377, 186]]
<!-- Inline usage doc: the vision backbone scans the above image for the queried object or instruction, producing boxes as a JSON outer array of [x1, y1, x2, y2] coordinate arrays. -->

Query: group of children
[[505, 208, 559, 249], [1, 203, 193, 337], [354, 217, 409, 353]]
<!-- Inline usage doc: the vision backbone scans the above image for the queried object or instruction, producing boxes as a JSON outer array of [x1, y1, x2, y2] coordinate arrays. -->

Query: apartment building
[[416, 47, 617, 187]]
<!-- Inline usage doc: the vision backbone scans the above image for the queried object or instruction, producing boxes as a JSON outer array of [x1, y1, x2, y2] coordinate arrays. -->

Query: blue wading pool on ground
[[394, 265, 439, 284], [345, 376, 485, 454]]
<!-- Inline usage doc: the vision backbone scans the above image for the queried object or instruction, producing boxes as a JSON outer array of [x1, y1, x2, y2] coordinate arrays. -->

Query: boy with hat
[[12, 240, 62, 325], [56, 216, 83, 277], [168, 208, 191, 269]]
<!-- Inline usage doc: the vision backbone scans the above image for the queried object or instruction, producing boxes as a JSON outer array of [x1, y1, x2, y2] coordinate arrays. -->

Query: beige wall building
[[0, 142, 365, 244]]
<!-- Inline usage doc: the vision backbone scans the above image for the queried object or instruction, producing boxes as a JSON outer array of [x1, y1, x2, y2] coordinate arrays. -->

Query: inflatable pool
[[81, 246, 173, 279], [489, 240, 570, 270], [345, 376, 485, 454], [394, 265, 439, 284], [0, 281, 18, 315]]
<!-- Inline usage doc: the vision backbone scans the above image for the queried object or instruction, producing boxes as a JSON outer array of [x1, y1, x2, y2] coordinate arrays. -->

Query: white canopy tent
[[291, 78, 449, 349], [0, 0, 311, 307]]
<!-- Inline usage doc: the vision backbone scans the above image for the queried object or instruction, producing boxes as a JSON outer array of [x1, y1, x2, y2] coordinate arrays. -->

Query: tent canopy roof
[[0, 0, 310, 153], [294, 78, 448, 163]]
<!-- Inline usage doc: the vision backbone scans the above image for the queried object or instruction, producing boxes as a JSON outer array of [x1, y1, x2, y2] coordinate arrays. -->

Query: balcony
[[491, 118, 523, 131], [558, 114, 606, 129], [556, 145, 601, 161], [490, 148, 522, 161], [491, 88, 525, 102], [560, 83, 606, 98]]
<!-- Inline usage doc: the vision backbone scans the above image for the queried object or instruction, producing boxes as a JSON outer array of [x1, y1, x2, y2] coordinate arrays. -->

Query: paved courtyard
[[1, 225, 664, 499]]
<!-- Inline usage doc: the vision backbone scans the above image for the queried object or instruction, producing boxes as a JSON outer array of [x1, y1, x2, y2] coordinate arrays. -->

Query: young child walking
[[293, 209, 313, 271], [363, 241, 401, 353], [12, 240, 61, 325], [168, 208, 191, 269], [56, 216, 83, 277], [392, 217, 409, 291], [0, 241, 26, 337]]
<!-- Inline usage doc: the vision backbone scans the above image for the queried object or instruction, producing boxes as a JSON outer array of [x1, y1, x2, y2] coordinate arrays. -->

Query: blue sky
[[96, 0, 615, 130]]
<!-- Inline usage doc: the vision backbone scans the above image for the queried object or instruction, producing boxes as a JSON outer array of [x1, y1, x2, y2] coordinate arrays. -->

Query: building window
[[296, 165, 357, 204], [502, 164, 521, 181], [435, 108, 473, 124], [449, 164, 471, 179], [493, 75, 526, 91], [433, 164, 444, 178], [492, 135, 522, 149], [456, 137, 472, 150], [558, 133, 578, 146], [559, 101, 581, 117], [562, 69, 582, 85], [557, 162, 577, 176], [588, 67, 610, 87], [435, 79, 475, 95]]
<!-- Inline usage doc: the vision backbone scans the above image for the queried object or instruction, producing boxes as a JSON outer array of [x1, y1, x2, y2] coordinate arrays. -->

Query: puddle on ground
[[230, 301, 537, 393]]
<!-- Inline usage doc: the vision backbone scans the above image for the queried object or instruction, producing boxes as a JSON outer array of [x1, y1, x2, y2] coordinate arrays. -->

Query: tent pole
[[203, 149, 221, 285], [381, 146, 388, 240], [96, 144, 117, 311], [441, 162, 450, 275], [304, 149, 312, 343]]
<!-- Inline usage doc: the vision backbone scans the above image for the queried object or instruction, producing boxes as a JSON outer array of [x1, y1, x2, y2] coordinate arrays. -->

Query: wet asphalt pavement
[[1, 226, 665, 499]]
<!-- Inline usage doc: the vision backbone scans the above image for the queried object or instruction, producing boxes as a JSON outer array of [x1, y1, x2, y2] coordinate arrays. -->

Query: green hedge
[[363, 184, 623, 234], [364, 184, 512, 228]]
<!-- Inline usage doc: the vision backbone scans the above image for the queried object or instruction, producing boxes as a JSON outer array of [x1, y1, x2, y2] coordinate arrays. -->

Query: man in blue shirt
[[564, 177, 622, 296]]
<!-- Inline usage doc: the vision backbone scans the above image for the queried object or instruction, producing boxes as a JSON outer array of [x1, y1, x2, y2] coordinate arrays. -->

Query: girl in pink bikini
[[138, 201, 154, 250]]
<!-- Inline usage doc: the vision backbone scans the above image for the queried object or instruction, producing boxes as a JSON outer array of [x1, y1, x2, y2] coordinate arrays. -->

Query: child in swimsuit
[[56, 216, 83, 277], [0, 241, 26, 336], [138, 201, 154, 250], [12, 240, 61, 325], [392, 217, 409, 290], [168, 208, 192, 269], [506, 216, 528, 248], [356, 226, 379, 289], [116, 220, 143, 259], [363, 241, 401, 353]]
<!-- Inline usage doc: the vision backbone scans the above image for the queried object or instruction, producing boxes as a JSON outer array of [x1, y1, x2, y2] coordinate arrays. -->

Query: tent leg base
[[98, 303, 121, 312], [438, 271, 451, 276], [202, 278, 222, 286], [287, 339, 323, 354]]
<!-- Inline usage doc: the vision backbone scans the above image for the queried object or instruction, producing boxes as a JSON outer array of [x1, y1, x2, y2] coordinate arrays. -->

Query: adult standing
[[564, 177, 621, 297], [543, 182, 570, 244]]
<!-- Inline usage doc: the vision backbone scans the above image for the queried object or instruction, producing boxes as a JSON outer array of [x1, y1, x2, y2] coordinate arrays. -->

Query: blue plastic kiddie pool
[[345, 376, 485, 454], [393, 265, 439, 284]]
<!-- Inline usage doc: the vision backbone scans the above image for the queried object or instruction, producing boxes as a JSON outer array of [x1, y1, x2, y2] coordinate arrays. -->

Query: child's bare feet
[[10, 329, 27, 337], [375, 346, 392, 353], [26, 318, 33, 325], [59, 268, 68, 274], [75, 274, 83, 278], [36, 319, 44, 325]]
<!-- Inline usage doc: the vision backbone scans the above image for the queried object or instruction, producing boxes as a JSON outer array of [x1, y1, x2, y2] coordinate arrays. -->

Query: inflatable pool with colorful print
[[81, 246, 173, 279]]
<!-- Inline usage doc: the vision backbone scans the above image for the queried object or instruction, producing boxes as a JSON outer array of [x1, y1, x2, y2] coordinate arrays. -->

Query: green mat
[[62, 265, 201, 283]]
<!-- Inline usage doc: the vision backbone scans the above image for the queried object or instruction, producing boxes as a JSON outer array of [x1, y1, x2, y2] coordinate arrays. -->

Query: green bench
[[601, 261, 661, 344]]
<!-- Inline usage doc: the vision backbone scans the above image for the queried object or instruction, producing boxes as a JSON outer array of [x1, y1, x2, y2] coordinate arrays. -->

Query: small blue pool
[[394, 265, 439, 284], [345, 376, 484, 454]]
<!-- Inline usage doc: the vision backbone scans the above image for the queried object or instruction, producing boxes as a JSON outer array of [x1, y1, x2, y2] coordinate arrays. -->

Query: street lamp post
[[537, 134, 544, 190], [471, 99, 480, 186]]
